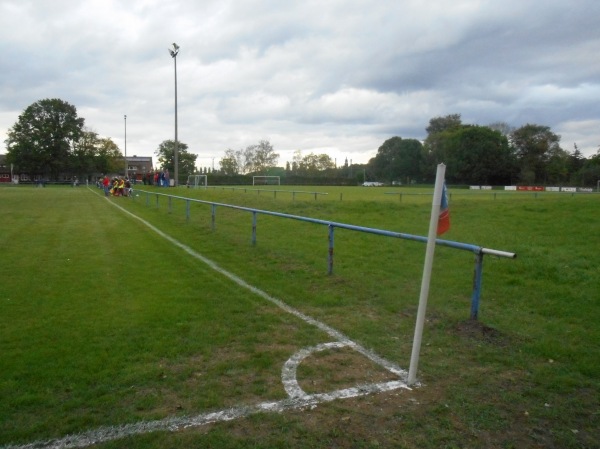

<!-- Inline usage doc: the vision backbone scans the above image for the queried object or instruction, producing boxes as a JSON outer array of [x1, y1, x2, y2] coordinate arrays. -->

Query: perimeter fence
[[131, 190, 516, 320]]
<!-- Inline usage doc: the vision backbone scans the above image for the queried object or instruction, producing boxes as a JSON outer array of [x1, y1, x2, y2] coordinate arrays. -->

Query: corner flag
[[437, 183, 450, 235], [408, 163, 446, 385]]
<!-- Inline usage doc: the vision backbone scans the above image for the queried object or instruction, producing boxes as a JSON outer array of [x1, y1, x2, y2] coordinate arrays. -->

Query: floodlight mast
[[124, 115, 127, 178], [169, 43, 180, 186]]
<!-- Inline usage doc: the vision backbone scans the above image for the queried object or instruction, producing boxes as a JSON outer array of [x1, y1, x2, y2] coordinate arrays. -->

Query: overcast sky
[[1, 0, 599, 169]]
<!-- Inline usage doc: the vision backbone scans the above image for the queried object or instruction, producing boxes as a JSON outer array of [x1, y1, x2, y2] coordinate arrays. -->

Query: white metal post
[[407, 163, 446, 385]]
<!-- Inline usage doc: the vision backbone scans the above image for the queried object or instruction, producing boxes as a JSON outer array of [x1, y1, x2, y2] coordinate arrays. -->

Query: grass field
[[1, 184, 598, 448]]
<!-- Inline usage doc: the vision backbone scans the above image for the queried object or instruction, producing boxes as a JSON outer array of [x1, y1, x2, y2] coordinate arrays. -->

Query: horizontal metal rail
[[132, 189, 516, 319]]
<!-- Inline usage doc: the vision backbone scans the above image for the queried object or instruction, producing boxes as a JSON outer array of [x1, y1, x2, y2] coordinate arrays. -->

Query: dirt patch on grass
[[453, 319, 508, 346], [296, 345, 401, 394]]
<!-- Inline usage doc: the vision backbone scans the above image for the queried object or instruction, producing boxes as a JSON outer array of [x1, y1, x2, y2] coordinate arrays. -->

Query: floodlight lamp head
[[169, 42, 180, 58]]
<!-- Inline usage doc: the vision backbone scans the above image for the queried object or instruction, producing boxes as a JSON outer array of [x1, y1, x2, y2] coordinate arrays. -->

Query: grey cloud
[[1, 0, 599, 164]]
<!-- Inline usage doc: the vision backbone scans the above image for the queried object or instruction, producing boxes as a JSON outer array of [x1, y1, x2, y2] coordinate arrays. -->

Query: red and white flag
[[437, 183, 450, 235]]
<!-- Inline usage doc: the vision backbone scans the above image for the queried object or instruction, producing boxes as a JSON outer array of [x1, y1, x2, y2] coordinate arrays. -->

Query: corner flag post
[[407, 163, 447, 385]]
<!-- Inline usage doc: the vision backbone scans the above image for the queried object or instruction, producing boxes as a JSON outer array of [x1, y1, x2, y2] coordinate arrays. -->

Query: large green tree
[[70, 129, 99, 178], [426, 113, 463, 135], [510, 124, 562, 184], [422, 114, 464, 180], [422, 115, 520, 184], [369, 137, 424, 184], [71, 129, 122, 178], [545, 145, 571, 185], [95, 136, 124, 175], [155, 140, 197, 179], [443, 126, 515, 185], [584, 150, 600, 187], [5, 98, 85, 179]]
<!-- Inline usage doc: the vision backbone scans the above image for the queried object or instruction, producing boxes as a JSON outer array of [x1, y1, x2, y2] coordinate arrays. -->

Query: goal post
[[252, 176, 280, 186], [187, 174, 207, 188]]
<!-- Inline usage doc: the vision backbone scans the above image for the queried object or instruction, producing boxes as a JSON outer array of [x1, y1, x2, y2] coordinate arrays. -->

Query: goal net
[[187, 174, 207, 188], [253, 176, 280, 186]]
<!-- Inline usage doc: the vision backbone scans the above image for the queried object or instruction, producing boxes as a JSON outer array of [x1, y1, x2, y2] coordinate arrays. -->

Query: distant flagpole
[[407, 163, 447, 385]]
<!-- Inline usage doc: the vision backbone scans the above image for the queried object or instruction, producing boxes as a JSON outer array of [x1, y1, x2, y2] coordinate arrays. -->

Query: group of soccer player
[[101, 175, 131, 197]]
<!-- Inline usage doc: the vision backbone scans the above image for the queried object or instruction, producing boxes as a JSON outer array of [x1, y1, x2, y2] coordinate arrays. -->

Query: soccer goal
[[187, 174, 207, 188], [253, 176, 280, 186]]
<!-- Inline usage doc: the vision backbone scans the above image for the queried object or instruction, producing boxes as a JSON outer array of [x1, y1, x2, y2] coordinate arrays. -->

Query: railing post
[[470, 251, 484, 320], [211, 204, 216, 231], [251, 211, 257, 246], [328, 224, 334, 275]]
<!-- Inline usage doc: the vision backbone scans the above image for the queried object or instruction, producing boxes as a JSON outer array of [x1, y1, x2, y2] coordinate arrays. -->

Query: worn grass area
[[1, 185, 599, 448]]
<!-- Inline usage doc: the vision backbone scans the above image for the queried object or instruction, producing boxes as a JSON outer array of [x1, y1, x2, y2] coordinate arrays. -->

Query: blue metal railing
[[132, 189, 516, 320]]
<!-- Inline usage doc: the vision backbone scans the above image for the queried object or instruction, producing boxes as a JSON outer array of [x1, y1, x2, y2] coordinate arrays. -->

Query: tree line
[[3, 98, 343, 182], [368, 114, 600, 186], [218, 144, 339, 177], [5, 99, 600, 186]]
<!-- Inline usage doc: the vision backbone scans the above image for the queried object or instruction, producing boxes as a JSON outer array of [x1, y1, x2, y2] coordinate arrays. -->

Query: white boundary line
[[2, 192, 410, 449], [4, 380, 408, 449]]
